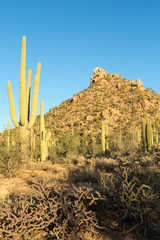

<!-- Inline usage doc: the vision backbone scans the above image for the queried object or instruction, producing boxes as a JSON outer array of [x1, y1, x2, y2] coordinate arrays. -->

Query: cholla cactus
[[7, 36, 41, 164]]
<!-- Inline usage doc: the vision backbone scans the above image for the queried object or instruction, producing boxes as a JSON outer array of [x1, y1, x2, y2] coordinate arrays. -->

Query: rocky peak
[[90, 67, 123, 85], [90, 67, 144, 91]]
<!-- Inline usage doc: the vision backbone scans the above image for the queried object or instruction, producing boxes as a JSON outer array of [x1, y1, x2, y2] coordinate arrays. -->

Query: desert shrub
[[54, 132, 80, 157], [53, 132, 97, 158], [67, 163, 100, 183], [64, 153, 85, 165], [94, 157, 118, 172], [109, 134, 139, 157], [97, 162, 160, 237], [0, 141, 21, 178], [77, 133, 95, 156], [0, 182, 99, 240]]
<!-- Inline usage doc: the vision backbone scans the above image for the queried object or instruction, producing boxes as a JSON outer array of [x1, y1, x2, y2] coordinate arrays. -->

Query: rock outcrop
[[90, 67, 144, 90]]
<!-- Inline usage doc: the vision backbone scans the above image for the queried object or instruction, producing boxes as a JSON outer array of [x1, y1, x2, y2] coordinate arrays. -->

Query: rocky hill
[[33, 67, 160, 142]]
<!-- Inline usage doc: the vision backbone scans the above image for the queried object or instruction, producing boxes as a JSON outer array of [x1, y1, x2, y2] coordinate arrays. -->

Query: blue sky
[[0, 0, 160, 131]]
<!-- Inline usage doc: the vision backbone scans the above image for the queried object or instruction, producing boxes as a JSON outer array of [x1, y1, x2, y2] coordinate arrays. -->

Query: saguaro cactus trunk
[[40, 100, 46, 161], [101, 120, 105, 152], [7, 36, 41, 164], [146, 121, 152, 152], [142, 120, 147, 152]]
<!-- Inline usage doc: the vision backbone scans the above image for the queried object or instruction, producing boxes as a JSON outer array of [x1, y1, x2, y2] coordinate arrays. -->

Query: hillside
[[33, 67, 160, 145]]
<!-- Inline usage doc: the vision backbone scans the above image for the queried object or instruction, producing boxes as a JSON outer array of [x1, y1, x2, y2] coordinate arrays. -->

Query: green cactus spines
[[40, 100, 46, 161], [7, 36, 41, 163]]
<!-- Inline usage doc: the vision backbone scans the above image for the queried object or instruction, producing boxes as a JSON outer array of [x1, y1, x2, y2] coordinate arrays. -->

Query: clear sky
[[0, 0, 160, 131]]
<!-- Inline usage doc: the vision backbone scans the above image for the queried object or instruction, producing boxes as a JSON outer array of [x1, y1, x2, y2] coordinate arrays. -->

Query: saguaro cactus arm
[[26, 70, 32, 121], [7, 81, 19, 128], [20, 36, 27, 126], [28, 63, 41, 130]]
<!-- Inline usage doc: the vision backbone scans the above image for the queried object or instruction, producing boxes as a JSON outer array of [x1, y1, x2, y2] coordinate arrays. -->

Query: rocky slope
[[33, 67, 160, 142]]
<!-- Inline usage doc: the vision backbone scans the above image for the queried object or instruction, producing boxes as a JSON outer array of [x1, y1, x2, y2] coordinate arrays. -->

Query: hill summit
[[35, 67, 160, 141]]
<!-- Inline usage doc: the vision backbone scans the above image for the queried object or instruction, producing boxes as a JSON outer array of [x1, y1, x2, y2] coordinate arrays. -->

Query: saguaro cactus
[[146, 121, 152, 152], [105, 123, 109, 151], [101, 120, 109, 152], [142, 120, 147, 152], [40, 99, 46, 161], [7, 36, 41, 164], [101, 120, 105, 152]]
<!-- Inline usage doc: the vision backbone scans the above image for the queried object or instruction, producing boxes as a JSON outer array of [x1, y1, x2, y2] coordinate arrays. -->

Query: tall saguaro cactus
[[7, 36, 41, 164], [101, 120, 106, 152], [101, 120, 109, 152], [142, 120, 147, 152], [142, 120, 153, 152], [40, 99, 46, 161], [146, 121, 152, 152]]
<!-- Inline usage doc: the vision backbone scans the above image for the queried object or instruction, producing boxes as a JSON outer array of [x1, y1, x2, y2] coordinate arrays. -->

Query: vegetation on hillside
[[0, 39, 160, 240]]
